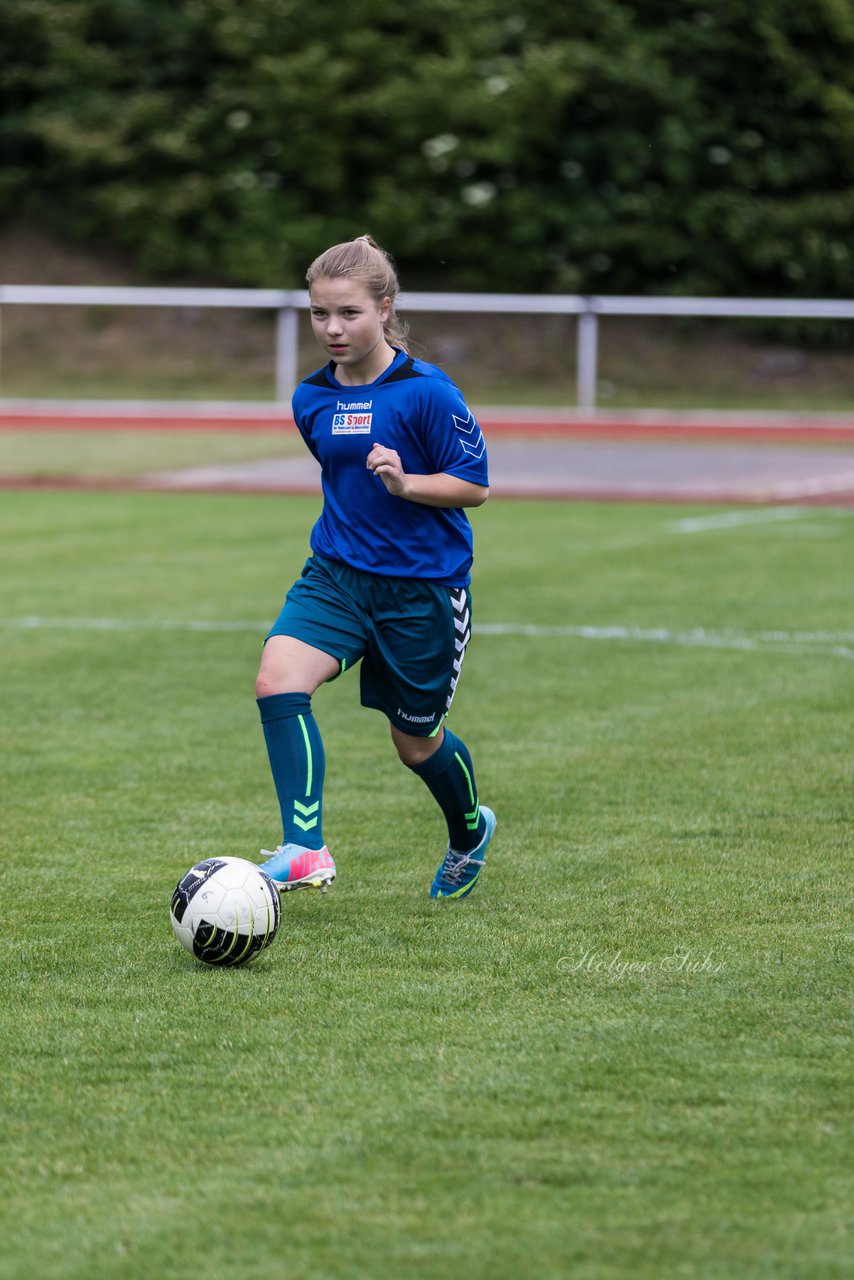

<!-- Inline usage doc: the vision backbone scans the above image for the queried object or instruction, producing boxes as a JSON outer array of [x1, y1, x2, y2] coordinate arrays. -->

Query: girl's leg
[[255, 637, 339, 887], [392, 722, 496, 898], [391, 723, 485, 853], [256, 635, 340, 699]]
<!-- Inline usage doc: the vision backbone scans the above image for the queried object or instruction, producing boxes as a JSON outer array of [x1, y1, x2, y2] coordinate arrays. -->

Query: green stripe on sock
[[454, 751, 476, 807], [454, 752, 480, 830], [297, 714, 312, 795]]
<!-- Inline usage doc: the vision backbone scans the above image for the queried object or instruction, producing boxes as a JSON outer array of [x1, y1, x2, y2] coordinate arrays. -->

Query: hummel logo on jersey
[[333, 399, 373, 433], [452, 409, 486, 459]]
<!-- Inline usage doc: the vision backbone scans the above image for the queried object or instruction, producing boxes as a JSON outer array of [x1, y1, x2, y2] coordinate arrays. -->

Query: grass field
[[1, 487, 852, 1280], [0, 428, 306, 480]]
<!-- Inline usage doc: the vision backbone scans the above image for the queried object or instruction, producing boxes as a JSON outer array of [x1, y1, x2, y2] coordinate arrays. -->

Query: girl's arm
[[367, 444, 488, 508]]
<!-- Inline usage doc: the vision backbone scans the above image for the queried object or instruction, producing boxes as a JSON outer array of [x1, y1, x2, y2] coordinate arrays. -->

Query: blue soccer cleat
[[430, 806, 496, 900]]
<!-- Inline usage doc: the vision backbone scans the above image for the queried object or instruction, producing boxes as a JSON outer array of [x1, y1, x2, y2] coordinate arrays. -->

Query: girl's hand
[[367, 443, 489, 508], [367, 443, 407, 496]]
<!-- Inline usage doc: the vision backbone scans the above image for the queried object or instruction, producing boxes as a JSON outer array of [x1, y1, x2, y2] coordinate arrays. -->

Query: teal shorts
[[267, 554, 472, 736]]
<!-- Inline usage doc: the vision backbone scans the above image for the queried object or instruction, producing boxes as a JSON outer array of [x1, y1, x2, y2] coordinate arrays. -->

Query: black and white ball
[[170, 857, 281, 966]]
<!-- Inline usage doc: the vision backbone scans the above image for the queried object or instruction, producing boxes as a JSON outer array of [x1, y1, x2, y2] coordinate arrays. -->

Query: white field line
[[671, 505, 854, 534], [2, 615, 853, 659], [475, 623, 854, 659], [1, 616, 265, 633], [670, 507, 810, 533]]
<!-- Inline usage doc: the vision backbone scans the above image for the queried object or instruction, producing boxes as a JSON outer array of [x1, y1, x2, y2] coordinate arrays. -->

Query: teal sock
[[407, 728, 483, 853], [257, 692, 325, 850]]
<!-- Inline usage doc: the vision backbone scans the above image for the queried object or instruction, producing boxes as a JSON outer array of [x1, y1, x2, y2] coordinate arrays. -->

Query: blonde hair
[[306, 234, 409, 352]]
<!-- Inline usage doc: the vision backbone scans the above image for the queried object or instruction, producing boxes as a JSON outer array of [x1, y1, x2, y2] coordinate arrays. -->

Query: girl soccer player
[[255, 234, 495, 899]]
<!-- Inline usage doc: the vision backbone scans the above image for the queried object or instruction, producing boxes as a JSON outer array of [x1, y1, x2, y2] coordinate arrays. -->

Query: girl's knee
[[255, 670, 278, 699], [391, 723, 444, 767], [256, 636, 340, 698]]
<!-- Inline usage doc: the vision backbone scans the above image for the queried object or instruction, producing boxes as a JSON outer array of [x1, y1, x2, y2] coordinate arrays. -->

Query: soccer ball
[[170, 857, 281, 966]]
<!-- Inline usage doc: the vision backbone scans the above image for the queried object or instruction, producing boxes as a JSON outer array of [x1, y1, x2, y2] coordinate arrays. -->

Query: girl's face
[[309, 276, 393, 383]]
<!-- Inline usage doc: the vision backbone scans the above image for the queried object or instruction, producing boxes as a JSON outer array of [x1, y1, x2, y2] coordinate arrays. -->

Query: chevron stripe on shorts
[[445, 587, 472, 714]]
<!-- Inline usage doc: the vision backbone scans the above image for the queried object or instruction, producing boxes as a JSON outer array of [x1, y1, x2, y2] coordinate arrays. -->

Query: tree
[[3, 0, 854, 298]]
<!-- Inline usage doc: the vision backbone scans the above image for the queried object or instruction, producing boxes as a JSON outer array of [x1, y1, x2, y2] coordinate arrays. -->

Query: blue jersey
[[291, 349, 489, 587]]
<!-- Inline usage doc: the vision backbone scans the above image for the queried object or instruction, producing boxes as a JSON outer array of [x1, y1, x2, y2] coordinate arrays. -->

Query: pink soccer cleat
[[258, 843, 336, 893]]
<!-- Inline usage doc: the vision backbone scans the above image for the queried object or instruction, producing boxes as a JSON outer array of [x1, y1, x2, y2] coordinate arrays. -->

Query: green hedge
[[3, 0, 854, 297]]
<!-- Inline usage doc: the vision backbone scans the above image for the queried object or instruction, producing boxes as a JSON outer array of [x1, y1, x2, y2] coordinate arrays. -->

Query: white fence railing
[[2, 284, 854, 410]]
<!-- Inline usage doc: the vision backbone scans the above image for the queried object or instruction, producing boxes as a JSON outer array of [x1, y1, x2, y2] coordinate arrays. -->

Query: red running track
[[2, 402, 854, 441]]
